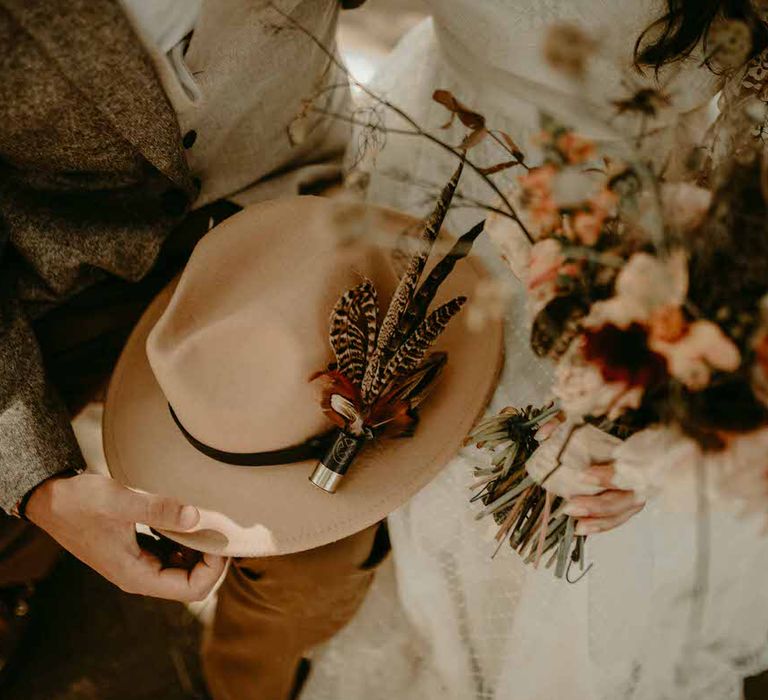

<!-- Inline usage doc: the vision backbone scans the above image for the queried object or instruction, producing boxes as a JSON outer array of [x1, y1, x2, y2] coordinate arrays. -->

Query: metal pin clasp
[[309, 431, 366, 493]]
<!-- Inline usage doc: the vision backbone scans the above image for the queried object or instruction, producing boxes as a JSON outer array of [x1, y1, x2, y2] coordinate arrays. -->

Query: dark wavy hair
[[635, 0, 768, 70]]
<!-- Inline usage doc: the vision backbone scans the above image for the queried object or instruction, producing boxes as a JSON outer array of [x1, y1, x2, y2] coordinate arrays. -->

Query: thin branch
[[309, 106, 420, 138], [487, 130, 530, 171], [376, 167, 520, 221], [268, 1, 534, 244], [450, 202, 520, 219]]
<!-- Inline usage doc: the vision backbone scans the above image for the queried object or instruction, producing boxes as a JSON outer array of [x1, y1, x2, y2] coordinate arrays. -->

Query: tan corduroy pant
[[203, 522, 386, 700]]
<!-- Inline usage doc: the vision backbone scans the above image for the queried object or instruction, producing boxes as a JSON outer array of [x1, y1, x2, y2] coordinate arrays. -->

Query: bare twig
[[377, 167, 521, 221], [267, 1, 534, 243]]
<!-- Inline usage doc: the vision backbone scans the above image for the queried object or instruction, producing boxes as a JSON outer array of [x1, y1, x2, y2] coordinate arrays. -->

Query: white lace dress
[[303, 2, 768, 698]]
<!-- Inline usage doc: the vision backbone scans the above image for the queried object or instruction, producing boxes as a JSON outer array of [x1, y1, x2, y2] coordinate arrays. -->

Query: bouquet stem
[[468, 404, 588, 579]]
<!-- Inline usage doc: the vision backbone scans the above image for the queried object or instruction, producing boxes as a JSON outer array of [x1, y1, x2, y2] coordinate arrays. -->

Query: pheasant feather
[[329, 279, 377, 384], [399, 219, 485, 338], [373, 297, 467, 397], [314, 165, 480, 453], [386, 352, 447, 408], [363, 160, 465, 398], [348, 279, 378, 362]]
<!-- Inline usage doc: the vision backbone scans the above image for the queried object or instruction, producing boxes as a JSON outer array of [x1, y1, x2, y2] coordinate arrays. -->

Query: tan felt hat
[[103, 196, 503, 557]]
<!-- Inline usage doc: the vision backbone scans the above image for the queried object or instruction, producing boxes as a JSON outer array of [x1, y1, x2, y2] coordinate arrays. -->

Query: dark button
[[161, 188, 190, 217], [182, 129, 197, 149]]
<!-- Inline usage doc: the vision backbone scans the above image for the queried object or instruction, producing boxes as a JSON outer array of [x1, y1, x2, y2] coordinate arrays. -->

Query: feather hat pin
[[310, 162, 485, 493]]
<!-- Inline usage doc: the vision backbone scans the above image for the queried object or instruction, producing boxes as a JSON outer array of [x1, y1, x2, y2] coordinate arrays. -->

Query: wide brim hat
[[103, 196, 503, 557]]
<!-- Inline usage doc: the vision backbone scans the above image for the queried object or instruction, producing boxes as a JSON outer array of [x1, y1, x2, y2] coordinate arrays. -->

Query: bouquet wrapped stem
[[469, 406, 589, 579]]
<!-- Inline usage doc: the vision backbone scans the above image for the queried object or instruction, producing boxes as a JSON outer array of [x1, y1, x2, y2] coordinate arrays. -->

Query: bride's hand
[[525, 421, 645, 535], [562, 463, 646, 536]]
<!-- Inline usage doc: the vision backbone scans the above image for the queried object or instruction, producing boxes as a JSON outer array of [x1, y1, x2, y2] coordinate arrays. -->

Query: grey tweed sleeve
[[0, 296, 85, 514]]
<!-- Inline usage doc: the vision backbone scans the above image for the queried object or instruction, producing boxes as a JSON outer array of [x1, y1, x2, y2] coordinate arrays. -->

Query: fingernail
[[563, 505, 589, 517], [179, 505, 200, 530]]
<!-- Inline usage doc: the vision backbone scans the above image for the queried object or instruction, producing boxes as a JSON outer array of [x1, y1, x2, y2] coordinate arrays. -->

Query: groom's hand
[[26, 473, 226, 601], [563, 463, 645, 536]]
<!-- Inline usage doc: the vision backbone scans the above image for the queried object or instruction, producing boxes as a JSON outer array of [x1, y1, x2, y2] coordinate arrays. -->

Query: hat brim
[[103, 201, 504, 557]]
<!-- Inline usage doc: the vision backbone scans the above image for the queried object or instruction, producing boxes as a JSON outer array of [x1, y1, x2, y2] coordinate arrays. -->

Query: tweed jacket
[[0, 0, 357, 512]]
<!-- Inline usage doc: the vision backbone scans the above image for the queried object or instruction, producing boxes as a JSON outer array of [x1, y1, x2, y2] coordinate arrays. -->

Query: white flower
[[585, 250, 688, 330], [553, 339, 644, 420], [712, 427, 768, 517], [651, 319, 741, 391], [465, 278, 514, 331], [660, 182, 712, 233], [585, 250, 740, 391], [551, 168, 601, 208], [527, 238, 565, 314]]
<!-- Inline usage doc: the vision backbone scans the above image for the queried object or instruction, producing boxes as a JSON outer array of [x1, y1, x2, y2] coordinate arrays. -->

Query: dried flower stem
[[533, 490, 554, 568], [268, 1, 534, 243]]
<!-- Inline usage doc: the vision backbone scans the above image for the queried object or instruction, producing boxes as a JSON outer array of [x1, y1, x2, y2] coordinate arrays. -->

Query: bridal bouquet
[[469, 117, 768, 577]]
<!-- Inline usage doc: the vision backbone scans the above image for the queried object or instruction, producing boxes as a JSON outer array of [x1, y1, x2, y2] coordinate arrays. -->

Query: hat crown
[[104, 197, 503, 557], [147, 197, 398, 453]]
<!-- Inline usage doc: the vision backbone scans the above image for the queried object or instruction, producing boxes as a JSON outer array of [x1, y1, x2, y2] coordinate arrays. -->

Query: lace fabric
[[303, 5, 768, 698]]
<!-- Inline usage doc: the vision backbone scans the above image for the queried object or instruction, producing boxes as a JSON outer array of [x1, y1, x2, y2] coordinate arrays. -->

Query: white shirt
[[117, 0, 351, 209], [118, 0, 203, 101]]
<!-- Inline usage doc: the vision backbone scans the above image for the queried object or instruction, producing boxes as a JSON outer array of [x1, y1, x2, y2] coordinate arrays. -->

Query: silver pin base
[[309, 463, 344, 493]]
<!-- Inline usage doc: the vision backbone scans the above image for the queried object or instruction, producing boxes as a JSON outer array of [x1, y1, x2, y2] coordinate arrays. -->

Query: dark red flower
[[583, 323, 668, 389]]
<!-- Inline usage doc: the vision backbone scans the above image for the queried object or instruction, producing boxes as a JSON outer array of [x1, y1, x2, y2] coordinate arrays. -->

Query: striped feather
[[329, 280, 377, 384], [387, 352, 447, 407], [348, 279, 378, 363], [344, 324, 368, 382], [362, 161, 465, 397], [371, 296, 466, 398], [400, 220, 484, 337]]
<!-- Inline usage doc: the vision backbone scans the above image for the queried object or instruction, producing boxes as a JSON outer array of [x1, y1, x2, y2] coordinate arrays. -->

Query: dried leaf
[[499, 131, 526, 162], [461, 127, 488, 150], [530, 296, 587, 359], [433, 89, 486, 130], [478, 160, 520, 176]]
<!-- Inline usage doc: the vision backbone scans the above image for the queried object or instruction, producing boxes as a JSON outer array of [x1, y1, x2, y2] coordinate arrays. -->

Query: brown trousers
[[1, 202, 388, 699], [0, 515, 386, 700], [204, 523, 387, 699]]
